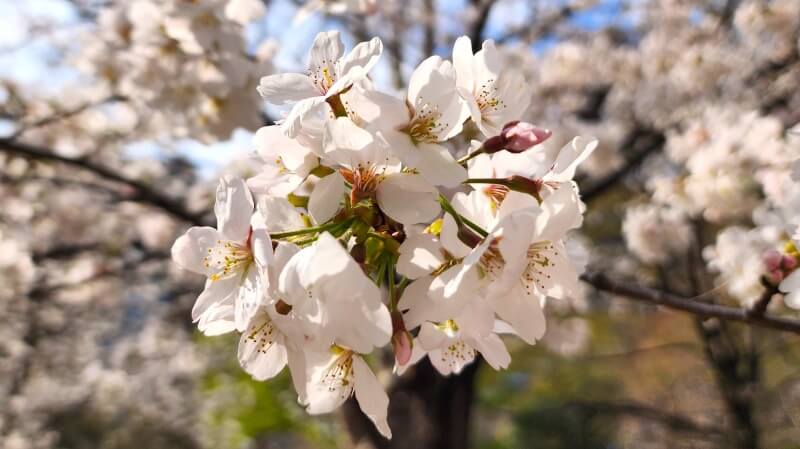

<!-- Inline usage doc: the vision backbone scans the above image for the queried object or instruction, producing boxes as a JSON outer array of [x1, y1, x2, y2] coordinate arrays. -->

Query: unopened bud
[[391, 311, 413, 365], [506, 175, 544, 203], [782, 255, 798, 271], [501, 121, 552, 152], [482, 135, 507, 154], [457, 226, 483, 248], [763, 249, 783, 272]]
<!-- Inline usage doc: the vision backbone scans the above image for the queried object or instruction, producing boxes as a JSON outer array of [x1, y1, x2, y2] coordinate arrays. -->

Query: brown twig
[[580, 271, 800, 334], [0, 138, 209, 226]]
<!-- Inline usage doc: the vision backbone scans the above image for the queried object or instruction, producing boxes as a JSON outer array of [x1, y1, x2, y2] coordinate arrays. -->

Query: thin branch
[[580, 271, 800, 334], [0, 138, 209, 226], [11, 95, 127, 139], [468, 0, 497, 51], [561, 399, 725, 438], [749, 279, 780, 317], [580, 128, 665, 202]]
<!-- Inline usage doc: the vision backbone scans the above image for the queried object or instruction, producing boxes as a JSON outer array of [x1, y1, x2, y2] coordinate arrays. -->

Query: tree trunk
[[695, 318, 760, 449], [343, 358, 480, 449]]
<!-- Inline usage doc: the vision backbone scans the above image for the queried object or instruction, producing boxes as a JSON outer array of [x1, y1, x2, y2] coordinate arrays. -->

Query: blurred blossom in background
[[1, 0, 799, 449]]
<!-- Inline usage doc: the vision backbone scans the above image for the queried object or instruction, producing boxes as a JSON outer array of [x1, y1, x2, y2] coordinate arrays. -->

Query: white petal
[[250, 211, 274, 272], [467, 152, 494, 181], [254, 125, 318, 173], [398, 276, 435, 330], [492, 282, 546, 344], [470, 333, 510, 370], [215, 176, 254, 241], [780, 270, 800, 293], [238, 311, 289, 381], [397, 233, 445, 279], [496, 190, 540, 222], [171, 226, 222, 275], [305, 350, 353, 414], [192, 276, 238, 323], [536, 183, 583, 242], [418, 322, 449, 351], [287, 345, 308, 404], [323, 117, 382, 168], [353, 357, 392, 439], [377, 173, 440, 225], [452, 36, 475, 93], [197, 301, 236, 336], [234, 264, 264, 331], [308, 172, 348, 224], [247, 166, 303, 197], [340, 37, 383, 78], [785, 290, 800, 310], [308, 30, 344, 76], [415, 142, 467, 188], [258, 196, 307, 232], [407, 56, 443, 107], [257, 73, 318, 104], [429, 339, 477, 376], [452, 189, 494, 231], [282, 96, 327, 138], [546, 136, 598, 183], [341, 85, 409, 130], [304, 233, 392, 352], [439, 214, 471, 259]]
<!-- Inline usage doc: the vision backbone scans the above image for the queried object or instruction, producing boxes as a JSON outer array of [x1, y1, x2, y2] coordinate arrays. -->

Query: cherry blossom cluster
[[76, 0, 271, 142], [171, 31, 596, 437]]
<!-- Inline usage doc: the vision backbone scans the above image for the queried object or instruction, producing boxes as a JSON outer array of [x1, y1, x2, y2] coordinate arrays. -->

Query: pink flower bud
[[763, 250, 783, 272], [782, 255, 798, 271], [501, 121, 552, 152], [391, 312, 413, 366], [768, 269, 785, 284]]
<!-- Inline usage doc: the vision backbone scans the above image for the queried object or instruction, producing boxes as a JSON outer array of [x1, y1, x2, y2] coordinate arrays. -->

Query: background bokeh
[[1, 1, 799, 448]]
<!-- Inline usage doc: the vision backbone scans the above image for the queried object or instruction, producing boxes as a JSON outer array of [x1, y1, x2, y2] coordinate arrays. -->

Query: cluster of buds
[[172, 31, 596, 438], [765, 241, 800, 284]]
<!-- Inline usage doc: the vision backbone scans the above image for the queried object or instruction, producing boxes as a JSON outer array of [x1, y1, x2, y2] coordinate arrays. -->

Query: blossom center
[[205, 239, 253, 281], [475, 79, 505, 114], [521, 242, 557, 295], [483, 184, 509, 210], [404, 103, 447, 143], [246, 317, 277, 354], [309, 62, 338, 95], [340, 164, 384, 203], [323, 349, 355, 397]]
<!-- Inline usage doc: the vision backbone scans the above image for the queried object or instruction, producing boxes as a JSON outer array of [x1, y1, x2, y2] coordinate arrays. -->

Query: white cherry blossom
[[171, 176, 272, 334], [257, 30, 382, 137], [308, 117, 441, 225], [343, 57, 469, 187], [453, 36, 530, 136], [277, 232, 392, 353], [302, 346, 391, 438]]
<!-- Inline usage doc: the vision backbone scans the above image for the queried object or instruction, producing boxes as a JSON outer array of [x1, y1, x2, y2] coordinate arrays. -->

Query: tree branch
[[580, 128, 665, 203], [561, 399, 725, 438], [468, 0, 497, 52], [0, 138, 209, 226], [580, 272, 800, 334]]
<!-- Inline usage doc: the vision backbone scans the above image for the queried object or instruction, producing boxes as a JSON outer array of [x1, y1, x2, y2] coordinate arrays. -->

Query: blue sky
[[0, 0, 630, 178]]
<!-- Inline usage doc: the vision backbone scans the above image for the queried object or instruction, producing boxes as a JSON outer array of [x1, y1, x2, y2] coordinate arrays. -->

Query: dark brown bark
[[343, 358, 480, 449], [695, 318, 761, 449]]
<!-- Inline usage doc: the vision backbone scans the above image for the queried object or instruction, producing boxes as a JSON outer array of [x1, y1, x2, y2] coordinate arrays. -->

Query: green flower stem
[[269, 218, 353, 240], [388, 258, 397, 311], [437, 195, 489, 238]]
